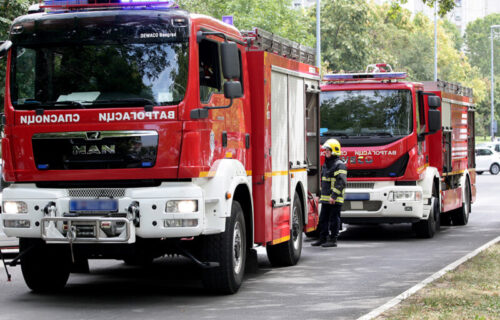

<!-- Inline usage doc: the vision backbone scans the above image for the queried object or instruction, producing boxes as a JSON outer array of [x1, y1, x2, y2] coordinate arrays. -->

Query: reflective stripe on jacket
[[320, 156, 347, 204]]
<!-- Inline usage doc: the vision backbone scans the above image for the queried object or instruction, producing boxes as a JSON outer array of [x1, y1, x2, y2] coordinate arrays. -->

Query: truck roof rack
[[40, 0, 179, 11], [241, 28, 315, 65]]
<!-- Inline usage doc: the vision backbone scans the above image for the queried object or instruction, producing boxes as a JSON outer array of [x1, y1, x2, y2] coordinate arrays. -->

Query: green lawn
[[376, 243, 500, 320]]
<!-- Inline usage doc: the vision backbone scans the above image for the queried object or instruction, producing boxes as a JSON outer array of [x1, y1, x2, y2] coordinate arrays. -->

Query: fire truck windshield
[[320, 89, 413, 139], [8, 12, 189, 110]]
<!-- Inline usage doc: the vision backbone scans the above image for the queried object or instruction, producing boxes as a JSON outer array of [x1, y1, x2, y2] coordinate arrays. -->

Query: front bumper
[[1, 182, 225, 243], [340, 182, 425, 223]]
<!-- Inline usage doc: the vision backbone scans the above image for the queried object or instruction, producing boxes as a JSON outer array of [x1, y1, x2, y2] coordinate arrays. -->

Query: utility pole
[[491, 25, 500, 140], [434, 3, 438, 81], [316, 0, 321, 70]]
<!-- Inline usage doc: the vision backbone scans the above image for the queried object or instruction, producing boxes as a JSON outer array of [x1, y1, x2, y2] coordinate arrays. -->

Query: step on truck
[[320, 64, 476, 238], [0, 0, 321, 293]]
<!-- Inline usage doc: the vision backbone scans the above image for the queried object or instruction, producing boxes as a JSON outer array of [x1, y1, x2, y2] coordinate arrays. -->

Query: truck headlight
[[3, 201, 28, 214], [388, 191, 422, 202], [165, 200, 198, 213]]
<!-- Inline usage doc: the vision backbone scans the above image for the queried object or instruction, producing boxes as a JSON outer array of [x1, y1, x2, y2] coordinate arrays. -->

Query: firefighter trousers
[[318, 203, 342, 241]]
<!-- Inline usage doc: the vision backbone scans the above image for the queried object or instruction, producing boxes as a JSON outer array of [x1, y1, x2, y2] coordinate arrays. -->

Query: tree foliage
[[464, 13, 500, 77], [178, 0, 314, 47], [390, 0, 456, 17]]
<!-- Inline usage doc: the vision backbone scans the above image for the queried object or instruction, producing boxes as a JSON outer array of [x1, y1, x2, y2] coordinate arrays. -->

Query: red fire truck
[[0, 0, 321, 293], [320, 64, 476, 238]]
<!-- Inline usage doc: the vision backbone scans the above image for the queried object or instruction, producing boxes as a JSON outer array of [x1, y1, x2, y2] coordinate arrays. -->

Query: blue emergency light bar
[[42, 0, 178, 9], [323, 72, 407, 82]]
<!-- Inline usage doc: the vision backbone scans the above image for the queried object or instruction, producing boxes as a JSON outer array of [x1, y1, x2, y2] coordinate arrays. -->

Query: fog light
[[164, 219, 198, 227], [388, 191, 421, 202], [3, 201, 28, 214], [3, 219, 30, 228]]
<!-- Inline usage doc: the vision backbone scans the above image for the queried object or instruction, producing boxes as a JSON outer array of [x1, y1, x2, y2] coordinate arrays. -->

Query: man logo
[[73, 144, 116, 155], [86, 132, 102, 140]]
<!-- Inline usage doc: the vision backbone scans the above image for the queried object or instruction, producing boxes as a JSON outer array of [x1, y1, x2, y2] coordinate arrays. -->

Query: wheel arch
[[233, 183, 254, 249], [294, 181, 307, 226]]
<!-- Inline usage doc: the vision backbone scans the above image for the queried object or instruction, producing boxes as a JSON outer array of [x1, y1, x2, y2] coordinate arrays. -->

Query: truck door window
[[199, 39, 222, 103], [416, 92, 426, 135]]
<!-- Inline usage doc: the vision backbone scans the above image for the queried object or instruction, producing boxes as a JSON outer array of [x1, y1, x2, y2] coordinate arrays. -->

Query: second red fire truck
[[0, 0, 321, 293], [320, 64, 476, 238]]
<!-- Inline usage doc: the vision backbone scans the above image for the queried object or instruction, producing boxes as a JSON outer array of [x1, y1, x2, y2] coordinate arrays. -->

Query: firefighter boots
[[311, 239, 326, 247], [321, 237, 338, 248]]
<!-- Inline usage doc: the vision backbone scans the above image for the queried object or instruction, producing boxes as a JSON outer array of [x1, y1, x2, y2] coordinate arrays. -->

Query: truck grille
[[68, 189, 126, 198], [347, 182, 375, 189], [32, 130, 158, 170], [348, 154, 409, 178], [342, 200, 382, 212]]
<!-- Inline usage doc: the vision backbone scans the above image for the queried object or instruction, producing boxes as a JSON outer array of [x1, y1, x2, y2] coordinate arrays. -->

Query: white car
[[475, 147, 500, 175], [477, 142, 500, 153]]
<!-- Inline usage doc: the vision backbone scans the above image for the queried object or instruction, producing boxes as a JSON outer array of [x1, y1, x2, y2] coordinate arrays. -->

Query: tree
[[312, 0, 371, 72], [178, 0, 314, 47], [464, 13, 500, 77], [390, 0, 456, 16]]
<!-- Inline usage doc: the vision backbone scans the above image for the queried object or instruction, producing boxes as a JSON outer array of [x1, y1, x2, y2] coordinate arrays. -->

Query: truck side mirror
[[221, 42, 240, 80], [428, 96, 441, 109], [0, 40, 12, 59], [428, 109, 441, 133], [224, 81, 243, 99]]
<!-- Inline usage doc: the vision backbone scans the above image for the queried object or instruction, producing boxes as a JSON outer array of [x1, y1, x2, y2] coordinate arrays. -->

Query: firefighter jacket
[[320, 156, 347, 204]]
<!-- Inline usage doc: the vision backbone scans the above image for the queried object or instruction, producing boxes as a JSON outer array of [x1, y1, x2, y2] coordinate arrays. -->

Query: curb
[[357, 235, 500, 320]]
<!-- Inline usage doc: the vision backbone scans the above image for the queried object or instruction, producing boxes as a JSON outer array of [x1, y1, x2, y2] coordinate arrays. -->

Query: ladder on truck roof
[[241, 28, 315, 65]]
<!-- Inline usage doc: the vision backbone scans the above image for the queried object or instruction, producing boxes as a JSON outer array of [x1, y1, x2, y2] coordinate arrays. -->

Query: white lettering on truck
[[98, 111, 175, 122], [20, 114, 80, 125]]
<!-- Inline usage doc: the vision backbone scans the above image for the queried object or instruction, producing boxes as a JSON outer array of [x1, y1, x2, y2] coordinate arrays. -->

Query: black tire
[[266, 193, 303, 267], [490, 164, 500, 175], [20, 238, 71, 292], [476, 171, 483, 175], [202, 200, 246, 294], [451, 180, 471, 226], [413, 195, 437, 239]]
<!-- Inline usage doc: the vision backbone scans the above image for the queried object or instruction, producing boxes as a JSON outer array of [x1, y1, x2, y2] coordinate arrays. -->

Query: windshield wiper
[[87, 98, 155, 106], [323, 131, 349, 139], [370, 132, 394, 137], [50, 100, 85, 108]]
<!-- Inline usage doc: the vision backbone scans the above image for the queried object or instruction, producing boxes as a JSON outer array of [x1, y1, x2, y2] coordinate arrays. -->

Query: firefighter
[[312, 139, 347, 248]]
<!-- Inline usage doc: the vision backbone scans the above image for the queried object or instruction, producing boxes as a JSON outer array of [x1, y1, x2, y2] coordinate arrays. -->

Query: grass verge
[[375, 243, 500, 320]]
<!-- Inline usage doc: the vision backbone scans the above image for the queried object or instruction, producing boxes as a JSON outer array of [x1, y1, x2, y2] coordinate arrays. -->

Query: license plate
[[345, 193, 370, 201], [70, 199, 118, 213], [350, 201, 363, 210]]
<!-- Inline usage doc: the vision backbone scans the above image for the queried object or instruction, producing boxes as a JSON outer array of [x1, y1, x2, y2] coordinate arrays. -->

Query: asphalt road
[[0, 173, 499, 320]]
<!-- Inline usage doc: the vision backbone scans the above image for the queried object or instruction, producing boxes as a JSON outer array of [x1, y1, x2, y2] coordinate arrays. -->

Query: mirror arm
[[205, 98, 234, 110], [197, 29, 247, 45], [417, 130, 439, 141], [190, 99, 234, 120]]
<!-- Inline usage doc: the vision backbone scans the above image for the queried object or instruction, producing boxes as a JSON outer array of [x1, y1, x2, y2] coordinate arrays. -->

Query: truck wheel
[[451, 181, 470, 226], [490, 164, 500, 175], [266, 193, 303, 267], [202, 200, 246, 294], [20, 238, 71, 292], [412, 196, 437, 239]]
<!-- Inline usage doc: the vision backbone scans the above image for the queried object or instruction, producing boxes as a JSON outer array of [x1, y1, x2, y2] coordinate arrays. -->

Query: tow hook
[[128, 201, 140, 227]]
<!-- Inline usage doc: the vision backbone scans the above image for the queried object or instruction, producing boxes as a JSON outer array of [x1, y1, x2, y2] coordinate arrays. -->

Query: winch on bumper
[[340, 181, 425, 224], [0, 182, 220, 244]]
